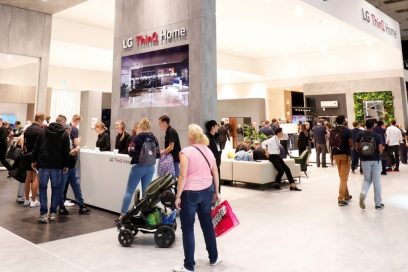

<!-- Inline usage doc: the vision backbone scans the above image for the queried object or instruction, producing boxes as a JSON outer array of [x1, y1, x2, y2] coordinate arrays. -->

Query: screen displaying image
[[120, 45, 189, 108], [364, 100, 384, 121]]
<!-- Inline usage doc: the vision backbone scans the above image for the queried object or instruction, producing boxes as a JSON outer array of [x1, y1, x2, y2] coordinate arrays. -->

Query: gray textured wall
[[111, 0, 216, 149], [0, 4, 51, 113], [304, 77, 408, 129], [217, 99, 266, 127]]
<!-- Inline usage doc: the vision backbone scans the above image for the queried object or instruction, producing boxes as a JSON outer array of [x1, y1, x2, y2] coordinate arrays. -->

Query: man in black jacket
[[32, 122, 70, 224], [0, 118, 12, 170], [217, 121, 230, 150], [205, 120, 222, 177]]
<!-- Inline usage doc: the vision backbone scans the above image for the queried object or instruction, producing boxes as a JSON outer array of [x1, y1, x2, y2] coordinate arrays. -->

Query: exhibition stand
[[67, 149, 159, 213]]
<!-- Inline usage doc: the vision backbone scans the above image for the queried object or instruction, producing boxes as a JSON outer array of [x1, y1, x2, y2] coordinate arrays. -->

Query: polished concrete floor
[[1, 163, 408, 272], [0, 172, 117, 244]]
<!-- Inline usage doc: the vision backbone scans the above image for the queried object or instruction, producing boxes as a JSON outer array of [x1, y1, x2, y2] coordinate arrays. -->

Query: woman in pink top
[[173, 124, 221, 272]]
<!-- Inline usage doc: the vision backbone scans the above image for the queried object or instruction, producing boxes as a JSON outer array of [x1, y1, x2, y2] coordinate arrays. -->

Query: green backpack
[[146, 208, 162, 227]]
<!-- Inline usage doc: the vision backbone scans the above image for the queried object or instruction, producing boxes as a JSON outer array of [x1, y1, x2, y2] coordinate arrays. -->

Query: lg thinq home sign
[[120, 45, 189, 109]]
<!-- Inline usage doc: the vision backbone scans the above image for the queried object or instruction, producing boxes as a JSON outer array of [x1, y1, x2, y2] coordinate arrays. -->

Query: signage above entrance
[[361, 8, 397, 38], [122, 27, 187, 49]]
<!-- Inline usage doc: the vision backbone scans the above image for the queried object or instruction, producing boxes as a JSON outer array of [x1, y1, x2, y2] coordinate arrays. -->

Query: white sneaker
[[49, 213, 56, 221], [16, 196, 25, 203], [23, 200, 30, 206], [210, 256, 222, 266], [30, 200, 40, 208], [64, 200, 75, 207], [173, 265, 193, 272], [38, 214, 48, 224]]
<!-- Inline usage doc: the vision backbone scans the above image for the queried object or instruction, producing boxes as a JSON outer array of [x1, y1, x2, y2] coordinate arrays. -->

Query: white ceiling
[[0, 53, 38, 70], [55, 0, 115, 29], [49, 40, 113, 72], [217, 0, 380, 59], [50, 0, 391, 82]]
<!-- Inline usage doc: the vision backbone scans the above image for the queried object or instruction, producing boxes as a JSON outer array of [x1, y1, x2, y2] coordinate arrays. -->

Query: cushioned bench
[[221, 159, 301, 186]]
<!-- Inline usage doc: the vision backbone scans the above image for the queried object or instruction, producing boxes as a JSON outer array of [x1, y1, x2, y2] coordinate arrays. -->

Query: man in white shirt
[[385, 120, 403, 172], [262, 128, 301, 191]]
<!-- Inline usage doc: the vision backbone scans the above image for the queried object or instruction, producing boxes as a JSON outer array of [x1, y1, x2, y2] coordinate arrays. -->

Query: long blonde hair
[[189, 124, 209, 146]]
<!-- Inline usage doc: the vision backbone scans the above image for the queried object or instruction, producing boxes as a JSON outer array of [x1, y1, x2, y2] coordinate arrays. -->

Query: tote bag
[[211, 200, 240, 237]]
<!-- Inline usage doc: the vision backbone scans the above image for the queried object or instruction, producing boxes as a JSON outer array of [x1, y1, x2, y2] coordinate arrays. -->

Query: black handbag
[[6, 144, 22, 161]]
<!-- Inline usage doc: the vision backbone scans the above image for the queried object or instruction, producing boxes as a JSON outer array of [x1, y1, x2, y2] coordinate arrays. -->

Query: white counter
[[68, 149, 159, 213]]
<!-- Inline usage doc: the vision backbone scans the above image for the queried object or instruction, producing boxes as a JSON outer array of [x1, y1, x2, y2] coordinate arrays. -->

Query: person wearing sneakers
[[62, 114, 82, 208], [22, 113, 45, 208], [31, 121, 70, 223], [355, 119, 384, 210], [385, 119, 403, 172], [330, 116, 353, 207], [173, 124, 221, 272], [58, 124, 90, 215]]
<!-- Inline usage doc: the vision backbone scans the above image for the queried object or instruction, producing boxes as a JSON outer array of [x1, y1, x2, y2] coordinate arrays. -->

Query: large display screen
[[120, 45, 189, 108]]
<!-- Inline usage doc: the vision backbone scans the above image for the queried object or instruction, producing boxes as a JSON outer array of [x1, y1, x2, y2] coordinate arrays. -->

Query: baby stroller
[[117, 173, 177, 248]]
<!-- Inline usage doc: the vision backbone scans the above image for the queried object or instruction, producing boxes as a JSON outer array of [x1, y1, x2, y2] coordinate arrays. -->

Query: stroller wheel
[[154, 225, 175, 248], [118, 229, 134, 247]]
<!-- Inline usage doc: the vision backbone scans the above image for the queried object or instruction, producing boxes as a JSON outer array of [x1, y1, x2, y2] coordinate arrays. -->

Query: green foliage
[[243, 125, 267, 143], [353, 91, 394, 125]]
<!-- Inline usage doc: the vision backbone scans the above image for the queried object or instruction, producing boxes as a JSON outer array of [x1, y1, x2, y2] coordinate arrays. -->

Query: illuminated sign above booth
[[122, 27, 187, 49], [302, 0, 401, 49], [361, 8, 397, 38]]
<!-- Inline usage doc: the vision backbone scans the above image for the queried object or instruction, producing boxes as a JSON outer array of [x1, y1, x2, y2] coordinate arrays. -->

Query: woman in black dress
[[114, 120, 131, 154], [297, 124, 309, 156], [95, 122, 111, 151]]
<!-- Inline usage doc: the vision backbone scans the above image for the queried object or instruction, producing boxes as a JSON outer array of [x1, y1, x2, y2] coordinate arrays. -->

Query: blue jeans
[[60, 168, 84, 208], [174, 162, 180, 178], [361, 161, 382, 206], [120, 164, 155, 215], [180, 186, 218, 271], [39, 168, 62, 215]]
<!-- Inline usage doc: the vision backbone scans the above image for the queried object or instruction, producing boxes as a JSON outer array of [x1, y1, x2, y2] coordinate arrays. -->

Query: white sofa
[[221, 158, 301, 185], [220, 159, 234, 181]]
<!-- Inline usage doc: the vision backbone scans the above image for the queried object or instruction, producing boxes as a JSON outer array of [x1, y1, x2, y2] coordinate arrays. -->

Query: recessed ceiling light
[[320, 45, 328, 52], [295, 6, 304, 16]]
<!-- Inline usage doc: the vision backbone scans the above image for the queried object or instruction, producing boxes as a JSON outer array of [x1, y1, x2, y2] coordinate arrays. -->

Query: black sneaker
[[381, 171, 387, 175], [345, 195, 352, 201], [375, 204, 385, 210], [79, 206, 91, 214], [338, 200, 348, 206], [393, 168, 400, 172], [59, 208, 69, 216]]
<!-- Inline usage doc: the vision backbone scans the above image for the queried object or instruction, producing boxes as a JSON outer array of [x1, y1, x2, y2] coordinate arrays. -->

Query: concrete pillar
[[111, 0, 217, 147], [80, 91, 103, 149]]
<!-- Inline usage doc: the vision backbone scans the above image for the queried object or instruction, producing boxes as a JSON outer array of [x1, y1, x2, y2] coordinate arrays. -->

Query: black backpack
[[358, 132, 377, 159], [329, 126, 344, 152], [138, 140, 157, 165]]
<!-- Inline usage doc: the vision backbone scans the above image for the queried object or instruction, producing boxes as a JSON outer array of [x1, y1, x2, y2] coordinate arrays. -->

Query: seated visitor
[[234, 145, 253, 161], [252, 141, 268, 160], [262, 128, 301, 191]]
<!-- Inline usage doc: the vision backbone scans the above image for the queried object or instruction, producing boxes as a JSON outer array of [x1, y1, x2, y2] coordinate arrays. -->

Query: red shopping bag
[[211, 200, 240, 237]]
